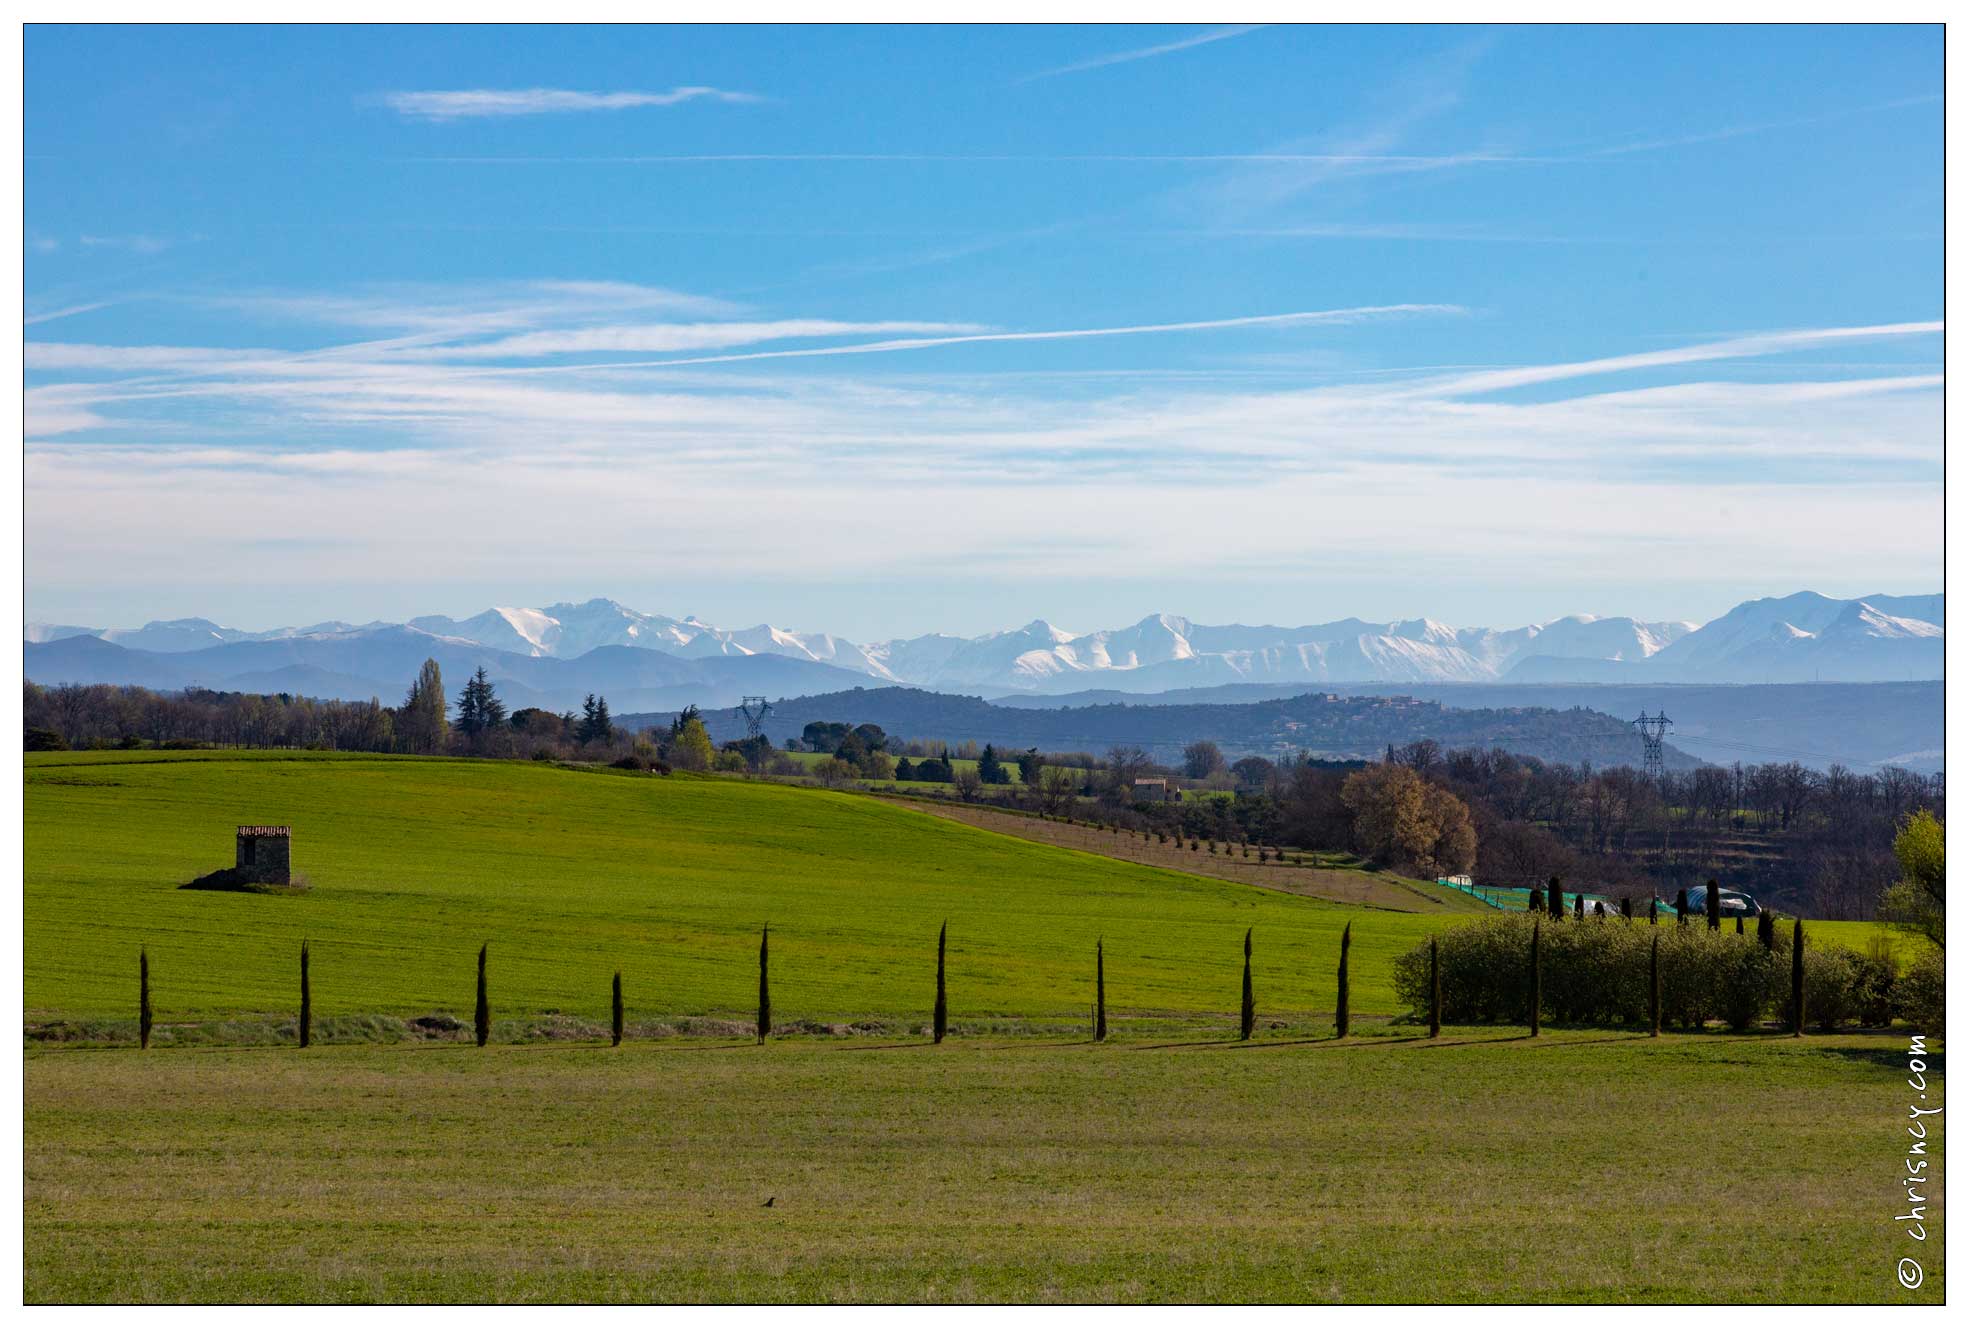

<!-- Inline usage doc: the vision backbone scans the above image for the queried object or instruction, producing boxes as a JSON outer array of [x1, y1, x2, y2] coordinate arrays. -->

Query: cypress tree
[[1648, 932, 1660, 1037], [474, 943, 490, 1048], [1735, 914, 1745, 936], [1428, 936, 1441, 1039], [1548, 876, 1564, 919], [1650, 897, 1659, 925], [1095, 939, 1107, 1043], [1706, 878, 1722, 931], [1574, 893, 1585, 920], [1239, 928, 1255, 1041], [1594, 901, 1606, 918], [298, 940, 311, 1049], [933, 922, 948, 1044], [1529, 888, 1545, 914], [757, 925, 771, 1045], [1675, 888, 1689, 925], [139, 947, 152, 1051], [1528, 920, 1542, 1036], [1335, 923, 1352, 1039], [1621, 896, 1633, 920], [1790, 918, 1806, 1036], [1757, 908, 1775, 950], [611, 971, 624, 1048]]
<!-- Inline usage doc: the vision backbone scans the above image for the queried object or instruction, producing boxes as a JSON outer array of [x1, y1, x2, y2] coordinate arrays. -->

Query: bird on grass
[[761, 1197, 774, 1208]]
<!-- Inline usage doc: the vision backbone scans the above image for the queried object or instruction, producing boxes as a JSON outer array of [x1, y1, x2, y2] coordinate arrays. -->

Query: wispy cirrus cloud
[[23, 283, 1940, 608], [1017, 24, 1266, 82], [379, 86, 762, 121]]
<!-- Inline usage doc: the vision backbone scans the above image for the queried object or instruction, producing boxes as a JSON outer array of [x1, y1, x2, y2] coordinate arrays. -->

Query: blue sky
[[24, 24, 1942, 639]]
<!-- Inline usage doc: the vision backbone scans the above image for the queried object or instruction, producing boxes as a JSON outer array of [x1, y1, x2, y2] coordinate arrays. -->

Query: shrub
[[1852, 938, 1899, 1027], [1391, 913, 1799, 1031], [1802, 946, 1860, 1031], [610, 754, 646, 771], [1896, 948, 1945, 1035]]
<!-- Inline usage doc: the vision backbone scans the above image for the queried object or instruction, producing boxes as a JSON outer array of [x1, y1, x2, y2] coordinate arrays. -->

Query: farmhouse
[[1132, 777, 1172, 802], [235, 825, 292, 885]]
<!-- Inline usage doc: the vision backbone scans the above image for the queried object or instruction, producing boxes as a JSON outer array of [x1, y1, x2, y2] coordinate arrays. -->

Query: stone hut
[[235, 825, 292, 885]]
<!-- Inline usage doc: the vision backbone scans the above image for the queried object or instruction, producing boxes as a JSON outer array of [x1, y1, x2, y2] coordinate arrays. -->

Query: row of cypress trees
[[141, 912, 1808, 1049], [133, 920, 1410, 1048]]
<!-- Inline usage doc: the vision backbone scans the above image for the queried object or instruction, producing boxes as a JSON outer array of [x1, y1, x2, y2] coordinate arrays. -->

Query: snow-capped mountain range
[[25, 591, 1943, 706]]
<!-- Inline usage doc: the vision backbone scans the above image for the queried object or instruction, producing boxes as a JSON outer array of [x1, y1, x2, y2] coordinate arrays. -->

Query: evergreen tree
[[1529, 889, 1545, 914], [1574, 893, 1585, 919], [1621, 896, 1633, 919], [1736, 914, 1745, 935], [1649, 933, 1661, 1037], [1790, 918, 1806, 1036], [475, 944, 490, 1048], [1335, 923, 1352, 1039], [1706, 878, 1722, 931], [1529, 920, 1542, 1036], [1675, 888, 1689, 925], [1548, 876, 1565, 920], [933, 922, 948, 1044], [1758, 908, 1775, 949], [612, 971, 624, 1048], [455, 667, 506, 742], [299, 940, 311, 1049], [399, 658, 448, 754], [139, 947, 152, 1050], [1428, 936, 1441, 1039], [978, 744, 1006, 784], [576, 695, 615, 745], [1650, 896, 1659, 925], [894, 756, 915, 781], [1239, 929, 1255, 1041], [1018, 748, 1044, 785], [1095, 939, 1107, 1043], [757, 925, 771, 1046]]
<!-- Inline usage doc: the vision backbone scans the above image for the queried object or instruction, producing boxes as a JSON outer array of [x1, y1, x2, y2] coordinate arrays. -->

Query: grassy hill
[[27, 751, 1462, 1026]]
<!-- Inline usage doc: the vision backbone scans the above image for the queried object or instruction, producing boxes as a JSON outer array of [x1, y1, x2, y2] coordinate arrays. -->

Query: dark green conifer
[[139, 947, 152, 1051], [1335, 923, 1351, 1038], [1529, 889, 1545, 914], [1675, 888, 1689, 925], [757, 925, 771, 1045], [1736, 914, 1744, 935], [299, 940, 311, 1049], [1621, 895, 1633, 919], [474, 943, 490, 1048], [1428, 936, 1441, 1039], [933, 922, 948, 1044], [1706, 878, 1722, 931], [1574, 893, 1585, 919], [1548, 876, 1564, 919], [1095, 939, 1107, 1043], [1239, 929, 1255, 1041], [611, 971, 624, 1047], [1790, 918, 1806, 1036], [1757, 908, 1775, 949]]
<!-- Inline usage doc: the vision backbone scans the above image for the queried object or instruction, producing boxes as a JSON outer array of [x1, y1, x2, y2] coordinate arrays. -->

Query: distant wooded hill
[[623, 687, 1692, 771]]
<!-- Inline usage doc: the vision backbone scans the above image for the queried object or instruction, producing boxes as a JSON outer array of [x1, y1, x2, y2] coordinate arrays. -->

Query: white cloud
[[1017, 25, 1265, 82], [78, 233, 172, 254], [380, 87, 761, 120], [23, 285, 1942, 604]]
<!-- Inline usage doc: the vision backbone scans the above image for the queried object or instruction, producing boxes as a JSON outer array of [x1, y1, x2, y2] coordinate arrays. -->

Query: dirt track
[[885, 797, 1456, 913]]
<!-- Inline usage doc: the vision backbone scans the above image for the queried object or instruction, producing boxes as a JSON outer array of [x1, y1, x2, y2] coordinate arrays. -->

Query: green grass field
[[24, 1029, 1941, 1303], [27, 751, 1462, 1028], [25, 751, 1939, 1304]]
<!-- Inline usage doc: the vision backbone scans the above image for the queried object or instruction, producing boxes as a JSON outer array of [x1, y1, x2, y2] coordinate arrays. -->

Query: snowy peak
[[27, 591, 1939, 691]]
